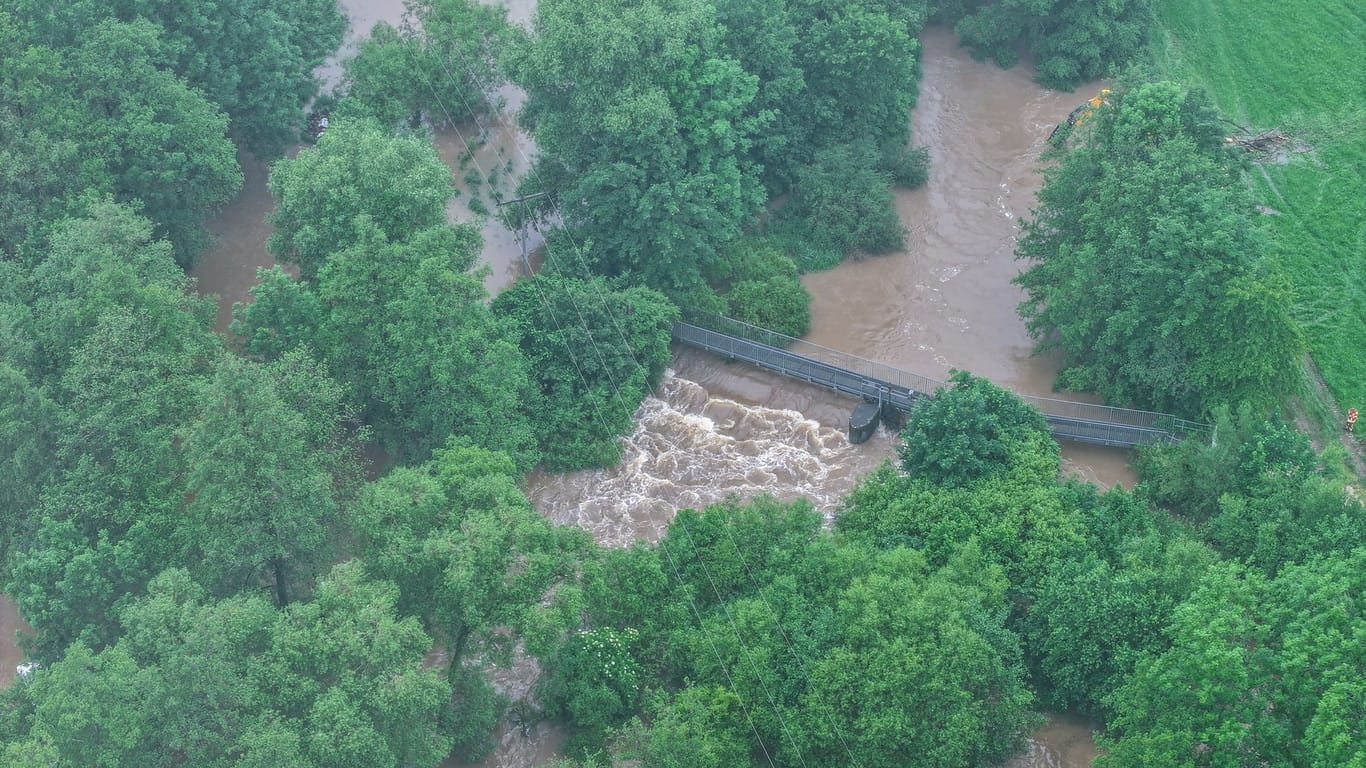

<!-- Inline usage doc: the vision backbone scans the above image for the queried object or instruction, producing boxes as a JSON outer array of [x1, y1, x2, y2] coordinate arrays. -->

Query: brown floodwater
[[0, 594, 32, 689], [1005, 714, 1103, 768]]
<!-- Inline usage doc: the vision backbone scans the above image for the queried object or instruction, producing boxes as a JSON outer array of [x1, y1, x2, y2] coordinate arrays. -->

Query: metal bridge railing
[[676, 315, 1211, 438]]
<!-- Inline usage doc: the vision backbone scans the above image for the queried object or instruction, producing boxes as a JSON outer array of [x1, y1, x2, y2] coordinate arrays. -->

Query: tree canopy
[[936, 0, 1153, 89], [510, 0, 768, 296], [492, 274, 678, 470], [11, 0, 344, 157], [0, 566, 452, 768], [1014, 81, 1303, 416], [339, 0, 514, 130], [0, 14, 241, 262]]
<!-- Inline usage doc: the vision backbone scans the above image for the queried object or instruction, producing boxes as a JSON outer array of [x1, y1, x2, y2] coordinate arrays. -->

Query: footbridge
[[672, 318, 1210, 448]]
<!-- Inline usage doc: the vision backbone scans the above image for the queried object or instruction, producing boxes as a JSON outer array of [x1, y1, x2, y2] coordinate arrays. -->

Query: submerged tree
[[492, 274, 678, 470], [267, 119, 455, 281], [340, 0, 515, 129], [939, 0, 1153, 89]]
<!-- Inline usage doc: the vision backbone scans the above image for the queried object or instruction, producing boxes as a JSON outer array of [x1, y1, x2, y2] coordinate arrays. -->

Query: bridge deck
[[672, 321, 1207, 448]]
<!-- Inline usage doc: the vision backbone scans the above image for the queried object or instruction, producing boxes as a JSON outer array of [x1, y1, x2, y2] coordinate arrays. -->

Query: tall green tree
[[511, 0, 767, 295], [898, 370, 1054, 488], [493, 274, 678, 469], [1, 566, 453, 768], [1138, 407, 1364, 575], [180, 352, 360, 606], [1101, 552, 1366, 767], [785, 0, 926, 159], [938, 0, 1152, 89], [13, 0, 345, 157], [339, 0, 514, 129], [354, 440, 591, 760], [267, 118, 455, 280], [1023, 532, 1215, 716], [242, 220, 541, 465], [0, 17, 241, 262], [1015, 81, 1303, 415], [4, 203, 220, 658], [0, 364, 60, 573]]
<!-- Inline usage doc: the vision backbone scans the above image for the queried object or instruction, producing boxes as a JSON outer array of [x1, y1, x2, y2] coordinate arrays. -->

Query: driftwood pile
[[1226, 129, 1289, 152], [1225, 129, 1313, 163]]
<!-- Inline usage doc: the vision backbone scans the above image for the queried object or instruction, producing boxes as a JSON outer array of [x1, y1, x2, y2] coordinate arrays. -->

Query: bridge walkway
[[672, 319, 1209, 448]]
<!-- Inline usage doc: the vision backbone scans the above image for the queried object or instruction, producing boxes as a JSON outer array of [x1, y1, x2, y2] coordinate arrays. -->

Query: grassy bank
[[1152, 0, 1366, 411]]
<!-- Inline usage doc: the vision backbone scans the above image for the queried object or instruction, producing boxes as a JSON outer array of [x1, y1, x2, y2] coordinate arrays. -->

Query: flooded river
[[526, 27, 1130, 545], [181, 3, 1107, 765]]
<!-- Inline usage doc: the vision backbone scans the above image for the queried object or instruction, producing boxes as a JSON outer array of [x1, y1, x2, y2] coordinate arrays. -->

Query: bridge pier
[[849, 401, 881, 444]]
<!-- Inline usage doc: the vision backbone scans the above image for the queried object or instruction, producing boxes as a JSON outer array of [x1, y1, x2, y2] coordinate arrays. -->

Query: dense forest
[[1, 0, 1361, 767]]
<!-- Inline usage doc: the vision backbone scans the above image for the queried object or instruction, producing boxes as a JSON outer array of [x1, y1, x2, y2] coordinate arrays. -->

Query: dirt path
[[1295, 354, 1366, 478]]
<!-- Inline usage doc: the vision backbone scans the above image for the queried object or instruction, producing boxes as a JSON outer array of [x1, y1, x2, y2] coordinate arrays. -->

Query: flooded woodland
[[3, 2, 1109, 766]]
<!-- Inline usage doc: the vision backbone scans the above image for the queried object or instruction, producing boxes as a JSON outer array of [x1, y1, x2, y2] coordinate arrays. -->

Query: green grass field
[[1152, 0, 1366, 412]]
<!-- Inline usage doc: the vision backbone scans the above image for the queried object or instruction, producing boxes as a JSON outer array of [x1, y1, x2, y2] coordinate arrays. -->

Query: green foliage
[[1101, 552, 1366, 767], [945, 0, 1153, 89], [542, 627, 643, 728], [317, 222, 539, 465], [0, 364, 59, 572], [710, 0, 929, 190], [1, 566, 453, 768], [779, 140, 905, 258], [13, 0, 344, 157], [708, 240, 811, 337], [511, 0, 767, 295], [230, 266, 324, 361], [783, 0, 928, 165], [884, 144, 930, 188], [256, 125, 543, 464], [559, 499, 1038, 766], [1137, 407, 1363, 575], [340, 0, 513, 130], [493, 274, 678, 470], [709, 0, 806, 189], [267, 119, 455, 280], [4, 203, 220, 659], [0, 16, 241, 261], [179, 352, 360, 605], [352, 438, 590, 736], [797, 545, 1038, 767], [1023, 522, 1216, 716], [898, 370, 1054, 487], [1151, 0, 1366, 412], [622, 688, 753, 768], [1015, 81, 1304, 416]]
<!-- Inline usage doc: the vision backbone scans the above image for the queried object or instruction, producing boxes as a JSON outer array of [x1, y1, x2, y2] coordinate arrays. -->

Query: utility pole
[[496, 191, 547, 274]]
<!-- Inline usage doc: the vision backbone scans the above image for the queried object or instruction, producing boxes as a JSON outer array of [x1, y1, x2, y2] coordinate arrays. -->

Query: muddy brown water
[[0, 594, 31, 690], [185, 6, 1105, 766], [1005, 714, 1103, 768]]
